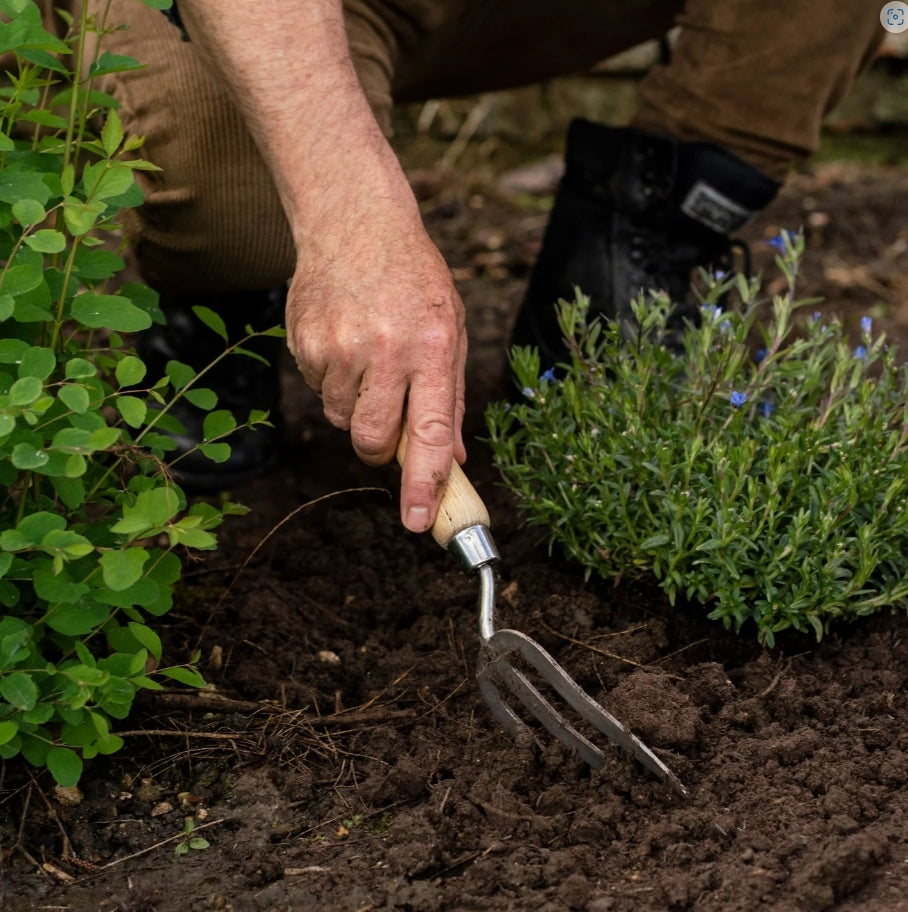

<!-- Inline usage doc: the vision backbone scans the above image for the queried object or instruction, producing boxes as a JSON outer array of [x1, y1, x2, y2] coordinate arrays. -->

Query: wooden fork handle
[[396, 429, 491, 549]]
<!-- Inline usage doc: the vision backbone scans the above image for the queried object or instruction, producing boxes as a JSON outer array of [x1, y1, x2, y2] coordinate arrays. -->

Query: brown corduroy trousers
[[83, 0, 883, 295]]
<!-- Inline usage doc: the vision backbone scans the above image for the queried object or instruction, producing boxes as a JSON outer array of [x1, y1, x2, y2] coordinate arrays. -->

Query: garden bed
[[2, 156, 907, 912]]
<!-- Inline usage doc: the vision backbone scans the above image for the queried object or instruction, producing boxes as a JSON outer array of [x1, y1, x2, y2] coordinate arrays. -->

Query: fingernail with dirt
[[406, 505, 430, 532]]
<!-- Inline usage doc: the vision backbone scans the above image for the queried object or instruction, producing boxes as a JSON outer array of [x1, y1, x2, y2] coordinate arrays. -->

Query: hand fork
[[398, 437, 687, 797]]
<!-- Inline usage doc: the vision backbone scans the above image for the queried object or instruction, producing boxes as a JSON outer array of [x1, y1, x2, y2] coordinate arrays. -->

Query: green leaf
[[192, 306, 228, 341], [58, 383, 91, 414], [73, 246, 124, 281], [88, 50, 145, 78], [19, 107, 68, 128], [198, 442, 231, 463], [202, 410, 236, 439], [0, 169, 52, 206], [101, 109, 124, 156], [19, 731, 50, 767], [11, 442, 49, 469], [0, 671, 39, 711], [116, 355, 146, 387], [89, 427, 121, 450], [0, 580, 22, 609], [1, 262, 43, 296], [64, 357, 97, 379], [165, 360, 195, 390], [46, 747, 83, 787], [135, 487, 182, 528], [14, 511, 66, 543], [120, 282, 163, 324], [0, 625, 30, 670], [62, 197, 106, 236], [184, 387, 217, 410], [160, 666, 207, 689], [64, 453, 87, 478], [51, 427, 94, 451], [12, 198, 46, 227], [71, 293, 153, 332], [82, 160, 136, 202], [0, 338, 29, 363], [116, 396, 147, 428], [24, 229, 66, 254], [44, 529, 94, 559], [33, 570, 91, 604], [9, 376, 43, 405], [19, 346, 55, 380], [0, 294, 13, 321], [0, 720, 18, 746], [100, 547, 149, 591], [169, 523, 216, 550], [22, 703, 54, 725], [127, 622, 162, 660], [50, 476, 86, 511], [95, 732, 125, 755], [46, 602, 111, 636], [60, 164, 75, 197]]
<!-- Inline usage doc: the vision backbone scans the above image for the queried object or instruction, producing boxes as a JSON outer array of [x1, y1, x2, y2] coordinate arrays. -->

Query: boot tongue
[[676, 143, 781, 235]]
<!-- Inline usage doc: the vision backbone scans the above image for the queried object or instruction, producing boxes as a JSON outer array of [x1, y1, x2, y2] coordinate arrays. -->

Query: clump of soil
[[2, 158, 906, 912]]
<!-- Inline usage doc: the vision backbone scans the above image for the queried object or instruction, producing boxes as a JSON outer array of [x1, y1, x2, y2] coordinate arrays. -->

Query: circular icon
[[881, 3, 908, 32]]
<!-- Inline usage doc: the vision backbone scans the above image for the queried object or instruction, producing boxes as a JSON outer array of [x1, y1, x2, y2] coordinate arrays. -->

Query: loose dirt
[[2, 154, 907, 912]]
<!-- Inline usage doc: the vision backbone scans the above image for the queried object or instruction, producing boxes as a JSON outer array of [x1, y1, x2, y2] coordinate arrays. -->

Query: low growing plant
[[0, 0, 279, 785], [487, 232, 908, 646], [174, 817, 211, 858]]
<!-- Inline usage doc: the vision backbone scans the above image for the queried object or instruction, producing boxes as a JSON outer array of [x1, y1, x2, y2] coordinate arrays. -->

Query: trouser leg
[[632, 0, 885, 179]]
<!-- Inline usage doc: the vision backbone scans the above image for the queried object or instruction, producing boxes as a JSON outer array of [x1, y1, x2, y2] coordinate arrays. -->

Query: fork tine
[[486, 629, 689, 796], [479, 655, 606, 768]]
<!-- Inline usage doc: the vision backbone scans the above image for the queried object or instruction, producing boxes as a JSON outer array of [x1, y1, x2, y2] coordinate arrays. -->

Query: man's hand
[[288, 210, 467, 533], [178, 0, 467, 531]]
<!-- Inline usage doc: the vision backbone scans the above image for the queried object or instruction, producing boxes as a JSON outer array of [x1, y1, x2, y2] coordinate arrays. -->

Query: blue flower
[[755, 348, 767, 364], [860, 316, 872, 335], [761, 400, 775, 418], [522, 386, 536, 399], [730, 390, 748, 408], [714, 269, 727, 280], [766, 229, 796, 252], [539, 367, 558, 383], [855, 345, 867, 360]]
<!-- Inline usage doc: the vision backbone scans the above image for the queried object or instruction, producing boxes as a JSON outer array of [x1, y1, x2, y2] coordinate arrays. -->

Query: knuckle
[[351, 424, 391, 462], [409, 412, 454, 448]]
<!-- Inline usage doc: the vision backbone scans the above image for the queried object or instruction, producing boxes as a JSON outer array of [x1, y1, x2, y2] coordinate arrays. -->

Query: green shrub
[[0, 0, 279, 786], [486, 232, 908, 646]]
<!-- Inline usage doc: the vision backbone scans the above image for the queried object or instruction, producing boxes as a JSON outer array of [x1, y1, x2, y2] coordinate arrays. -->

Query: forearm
[[177, 0, 414, 250]]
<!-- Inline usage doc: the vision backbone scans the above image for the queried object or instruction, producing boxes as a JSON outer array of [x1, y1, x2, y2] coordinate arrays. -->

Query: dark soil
[[2, 152, 907, 912]]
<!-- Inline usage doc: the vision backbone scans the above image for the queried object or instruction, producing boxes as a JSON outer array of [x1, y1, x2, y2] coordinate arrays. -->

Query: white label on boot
[[681, 180, 754, 234]]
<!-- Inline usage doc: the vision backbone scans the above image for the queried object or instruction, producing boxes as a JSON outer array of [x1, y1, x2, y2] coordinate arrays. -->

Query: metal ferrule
[[448, 524, 500, 573]]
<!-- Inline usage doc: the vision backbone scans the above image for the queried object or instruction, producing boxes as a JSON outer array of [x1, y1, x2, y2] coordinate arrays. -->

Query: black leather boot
[[511, 119, 781, 369], [137, 287, 286, 490]]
